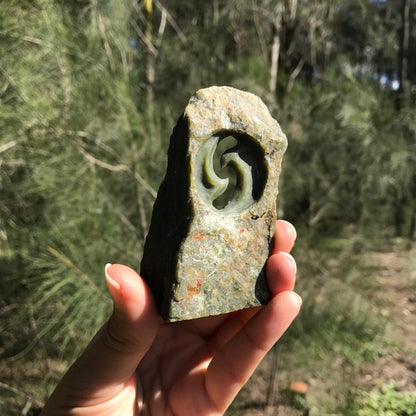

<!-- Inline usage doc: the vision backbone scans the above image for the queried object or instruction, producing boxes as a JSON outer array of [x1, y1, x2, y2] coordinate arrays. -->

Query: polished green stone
[[140, 86, 287, 321]]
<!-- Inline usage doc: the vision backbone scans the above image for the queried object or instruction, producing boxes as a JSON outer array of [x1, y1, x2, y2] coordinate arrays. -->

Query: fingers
[[272, 219, 297, 254], [205, 291, 302, 411], [268, 220, 297, 294], [204, 220, 299, 411], [44, 264, 160, 408], [267, 252, 296, 294]]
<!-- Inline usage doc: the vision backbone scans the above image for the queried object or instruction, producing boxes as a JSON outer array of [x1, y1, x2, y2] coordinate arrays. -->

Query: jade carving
[[140, 86, 287, 321], [195, 132, 266, 214]]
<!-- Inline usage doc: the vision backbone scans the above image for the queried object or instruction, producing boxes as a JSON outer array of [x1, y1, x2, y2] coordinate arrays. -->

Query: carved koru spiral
[[195, 132, 267, 214]]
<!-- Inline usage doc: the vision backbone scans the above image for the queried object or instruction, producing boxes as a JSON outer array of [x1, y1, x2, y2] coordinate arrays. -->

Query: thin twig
[[118, 210, 137, 234], [0, 139, 19, 154], [77, 145, 127, 172], [154, 0, 186, 44], [269, 6, 283, 93], [76, 144, 157, 199], [137, 183, 148, 238], [0, 382, 43, 408], [21, 398, 32, 416], [286, 58, 305, 92], [134, 171, 157, 199], [0, 381, 23, 396], [23, 35, 43, 45], [0, 79, 9, 95], [101, 192, 138, 234], [156, 7, 167, 47], [90, 0, 115, 72], [65, 129, 90, 139], [130, 18, 158, 56]]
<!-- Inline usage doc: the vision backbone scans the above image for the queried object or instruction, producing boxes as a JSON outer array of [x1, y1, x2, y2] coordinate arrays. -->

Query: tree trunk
[[396, 0, 410, 109], [145, 0, 155, 115], [269, 7, 282, 93]]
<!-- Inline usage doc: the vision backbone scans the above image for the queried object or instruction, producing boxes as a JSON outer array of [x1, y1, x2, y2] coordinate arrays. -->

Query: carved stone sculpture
[[140, 86, 287, 321]]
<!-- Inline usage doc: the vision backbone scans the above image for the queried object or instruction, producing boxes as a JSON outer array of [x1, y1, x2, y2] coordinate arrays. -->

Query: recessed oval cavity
[[194, 131, 267, 214]]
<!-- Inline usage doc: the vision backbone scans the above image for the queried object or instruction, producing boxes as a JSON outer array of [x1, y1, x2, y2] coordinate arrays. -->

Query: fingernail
[[281, 220, 297, 240], [105, 263, 120, 291], [294, 292, 303, 307], [280, 251, 297, 274]]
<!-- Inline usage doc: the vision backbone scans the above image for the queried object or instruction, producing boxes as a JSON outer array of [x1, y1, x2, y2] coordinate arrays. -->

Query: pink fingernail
[[105, 263, 120, 291], [280, 252, 297, 274], [281, 220, 297, 240], [294, 292, 303, 306]]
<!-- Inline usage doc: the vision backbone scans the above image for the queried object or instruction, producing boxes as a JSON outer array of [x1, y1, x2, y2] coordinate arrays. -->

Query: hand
[[41, 220, 301, 416]]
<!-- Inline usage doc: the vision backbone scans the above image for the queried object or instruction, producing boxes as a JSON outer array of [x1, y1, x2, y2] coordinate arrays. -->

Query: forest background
[[1, 0, 415, 415]]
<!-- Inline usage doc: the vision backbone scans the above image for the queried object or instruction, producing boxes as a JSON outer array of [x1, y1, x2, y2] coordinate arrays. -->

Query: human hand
[[41, 219, 301, 416]]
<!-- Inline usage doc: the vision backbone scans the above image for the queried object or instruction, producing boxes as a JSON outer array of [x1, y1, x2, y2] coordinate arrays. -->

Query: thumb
[[44, 264, 160, 409], [104, 263, 161, 355]]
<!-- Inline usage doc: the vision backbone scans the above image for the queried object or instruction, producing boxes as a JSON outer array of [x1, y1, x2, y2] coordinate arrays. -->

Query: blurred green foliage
[[355, 383, 416, 416], [1, 0, 415, 413]]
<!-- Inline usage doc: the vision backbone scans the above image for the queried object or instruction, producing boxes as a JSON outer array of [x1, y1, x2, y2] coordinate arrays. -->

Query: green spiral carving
[[195, 132, 266, 214]]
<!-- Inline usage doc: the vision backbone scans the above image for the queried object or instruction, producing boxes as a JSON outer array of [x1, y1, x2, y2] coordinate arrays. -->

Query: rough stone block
[[140, 86, 287, 321]]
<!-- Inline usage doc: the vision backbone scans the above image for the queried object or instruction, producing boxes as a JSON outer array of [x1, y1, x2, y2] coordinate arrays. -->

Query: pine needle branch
[[47, 246, 107, 301], [0, 66, 50, 128]]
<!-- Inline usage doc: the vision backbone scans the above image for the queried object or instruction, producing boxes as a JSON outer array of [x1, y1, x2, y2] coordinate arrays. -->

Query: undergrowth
[[353, 382, 416, 416]]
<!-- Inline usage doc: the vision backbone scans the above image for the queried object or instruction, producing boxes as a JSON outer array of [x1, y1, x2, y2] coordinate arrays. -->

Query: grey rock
[[140, 86, 287, 321]]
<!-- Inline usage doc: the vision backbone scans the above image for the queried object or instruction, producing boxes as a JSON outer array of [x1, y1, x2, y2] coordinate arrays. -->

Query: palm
[[137, 311, 256, 415]]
